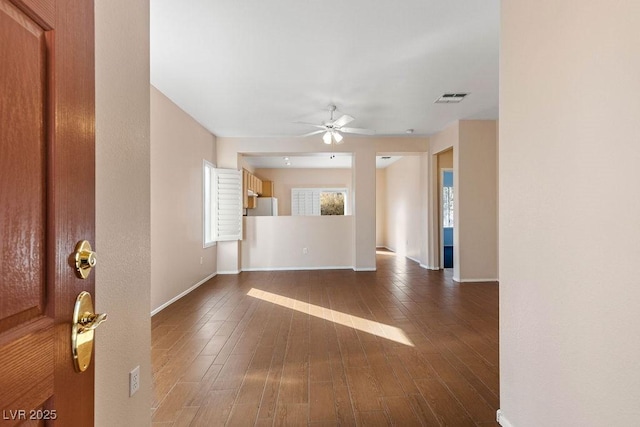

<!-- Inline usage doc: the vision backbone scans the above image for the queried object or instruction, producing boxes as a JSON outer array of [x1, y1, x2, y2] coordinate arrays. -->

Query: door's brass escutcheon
[[72, 291, 107, 372], [74, 240, 97, 279]]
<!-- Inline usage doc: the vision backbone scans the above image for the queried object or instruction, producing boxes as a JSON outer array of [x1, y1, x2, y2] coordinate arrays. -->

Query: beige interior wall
[[458, 120, 498, 281], [242, 216, 353, 270], [427, 121, 498, 280], [427, 123, 458, 270], [216, 136, 428, 272], [351, 149, 377, 269], [384, 156, 422, 260], [150, 87, 217, 313], [239, 156, 255, 173], [94, 0, 151, 425], [438, 149, 453, 169], [430, 121, 459, 154], [500, 1, 640, 426], [253, 168, 352, 216], [419, 153, 431, 267], [375, 168, 387, 247]]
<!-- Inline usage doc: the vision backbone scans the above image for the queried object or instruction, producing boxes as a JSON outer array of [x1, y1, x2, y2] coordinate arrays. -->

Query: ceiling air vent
[[434, 93, 469, 103]]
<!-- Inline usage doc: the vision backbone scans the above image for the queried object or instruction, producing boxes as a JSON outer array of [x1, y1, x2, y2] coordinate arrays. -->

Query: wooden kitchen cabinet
[[243, 169, 267, 208], [243, 169, 249, 208], [261, 181, 274, 197]]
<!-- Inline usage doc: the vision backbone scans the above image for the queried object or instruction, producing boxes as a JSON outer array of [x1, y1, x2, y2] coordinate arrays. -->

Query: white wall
[[500, 1, 640, 426], [95, 0, 151, 425], [384, 156, 422, 261], [150, 87, 217, 313], [242, 216, 353, 270], [253, 168, 352, 216]]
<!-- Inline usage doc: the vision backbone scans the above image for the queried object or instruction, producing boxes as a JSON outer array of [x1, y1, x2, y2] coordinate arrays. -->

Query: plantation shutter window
[[291, 188, 348, 216], [213, 168, 243, 241], [291, 188, 321, 216]]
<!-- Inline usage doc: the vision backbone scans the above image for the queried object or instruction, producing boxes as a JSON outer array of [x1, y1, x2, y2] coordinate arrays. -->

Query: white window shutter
[[292, 189, 302, 215], [311, 189, 320, 215], [291, 188, 321, 216], [213, 168, 242, 241]]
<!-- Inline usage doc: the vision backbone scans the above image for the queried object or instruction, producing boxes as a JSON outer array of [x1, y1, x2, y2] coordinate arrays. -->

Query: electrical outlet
[[200, 256, 203, 265], [129, 365, 140, 397], [302, 247, 308, 254]]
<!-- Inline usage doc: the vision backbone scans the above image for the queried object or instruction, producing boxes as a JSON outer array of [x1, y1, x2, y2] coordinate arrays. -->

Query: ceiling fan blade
[[332, 114, 354, 128], [340, 127, 376, 135], [293, 121, 327, 129], [300, 130, 324, 137]]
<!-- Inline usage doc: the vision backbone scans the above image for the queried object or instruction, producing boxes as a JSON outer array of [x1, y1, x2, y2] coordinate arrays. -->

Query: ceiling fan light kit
[[299, 104, 375, 145], [332, 131, 343, 143]]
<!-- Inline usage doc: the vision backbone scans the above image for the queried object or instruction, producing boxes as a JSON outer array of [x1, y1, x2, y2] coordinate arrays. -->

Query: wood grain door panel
[[0, 0, 47, 330], [0, 0, 95, 424]]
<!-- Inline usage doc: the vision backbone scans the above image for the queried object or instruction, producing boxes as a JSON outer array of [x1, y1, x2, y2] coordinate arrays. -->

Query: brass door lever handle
[[77, 312, 108, 333], [72, 291, 107, 372]]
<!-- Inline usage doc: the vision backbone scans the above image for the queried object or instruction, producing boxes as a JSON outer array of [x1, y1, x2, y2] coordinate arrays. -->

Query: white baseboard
[[420, 263, 440, 270], [457, 278, 499, 283], [406, 255, 421, 264], [150, 272, 216, 316], [216, 270, 241, 275], [242, 266, 376, 272], [241, 266, 352, 272], [496, 410, 514, 427]]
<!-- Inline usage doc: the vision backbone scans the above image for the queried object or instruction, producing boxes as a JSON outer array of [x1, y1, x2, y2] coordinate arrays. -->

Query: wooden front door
[[0, 0, 95, 425]]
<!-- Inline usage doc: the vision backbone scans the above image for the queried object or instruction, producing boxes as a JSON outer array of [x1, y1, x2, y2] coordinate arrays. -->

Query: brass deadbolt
[[74, 240, 97, 279]]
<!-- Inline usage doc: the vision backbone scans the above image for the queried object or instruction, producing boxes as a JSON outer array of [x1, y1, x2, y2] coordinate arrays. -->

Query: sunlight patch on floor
[[247, 288, 414, 347], [375, 249, 396, 256]]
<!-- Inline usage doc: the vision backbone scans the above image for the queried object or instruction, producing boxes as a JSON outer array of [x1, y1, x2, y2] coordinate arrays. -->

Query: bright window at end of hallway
[[442, 184, 454, 227]]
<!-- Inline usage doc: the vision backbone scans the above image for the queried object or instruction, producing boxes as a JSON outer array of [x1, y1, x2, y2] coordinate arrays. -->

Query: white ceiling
[[243, 154, 402, 169], [150, 0, 499, 138]]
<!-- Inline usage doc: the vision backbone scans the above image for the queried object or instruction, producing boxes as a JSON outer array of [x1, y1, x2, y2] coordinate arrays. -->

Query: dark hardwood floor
[[151, 250, 499, 426]]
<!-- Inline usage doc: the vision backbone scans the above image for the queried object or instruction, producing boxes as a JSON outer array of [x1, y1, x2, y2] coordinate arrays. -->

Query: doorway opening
[[441, 169, 454, 268]]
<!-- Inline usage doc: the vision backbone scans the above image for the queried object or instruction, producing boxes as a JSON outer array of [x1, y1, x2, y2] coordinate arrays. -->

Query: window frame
[[203, 160, 216, 248], [291, 187, 349, 216]]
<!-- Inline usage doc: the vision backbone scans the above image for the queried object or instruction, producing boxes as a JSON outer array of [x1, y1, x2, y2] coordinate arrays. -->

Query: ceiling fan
[[298, 104, 375, 144]]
